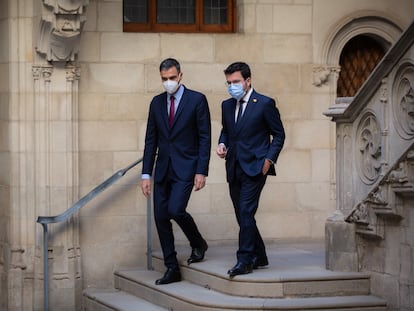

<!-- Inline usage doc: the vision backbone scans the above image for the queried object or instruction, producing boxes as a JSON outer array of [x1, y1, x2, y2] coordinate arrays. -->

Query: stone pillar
[[31, 0, 87, 309], [319, 66, 360, 271], [32, 64, 81, 311]]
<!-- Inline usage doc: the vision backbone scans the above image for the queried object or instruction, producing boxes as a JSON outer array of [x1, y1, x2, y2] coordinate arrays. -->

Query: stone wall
[[0, 0, 10, 308], [75, 1, 414, 292], [1, 0, 414, 310], [77, 0, 334, 289]]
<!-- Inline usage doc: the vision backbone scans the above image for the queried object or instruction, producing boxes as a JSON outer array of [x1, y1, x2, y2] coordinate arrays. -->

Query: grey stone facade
[[325, 21, 414, 310]]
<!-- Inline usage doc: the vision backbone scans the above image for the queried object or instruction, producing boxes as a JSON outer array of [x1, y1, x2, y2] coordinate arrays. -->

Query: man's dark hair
[[224, 62, 251, 80], [159, 58, 181, 73]]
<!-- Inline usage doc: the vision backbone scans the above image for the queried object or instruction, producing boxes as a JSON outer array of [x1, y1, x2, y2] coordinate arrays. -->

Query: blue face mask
[[228, 83, 245, 100]]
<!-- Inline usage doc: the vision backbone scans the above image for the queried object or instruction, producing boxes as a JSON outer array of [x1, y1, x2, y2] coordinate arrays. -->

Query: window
[[337, 35, 386, 97], [123, 0, 236, 33]]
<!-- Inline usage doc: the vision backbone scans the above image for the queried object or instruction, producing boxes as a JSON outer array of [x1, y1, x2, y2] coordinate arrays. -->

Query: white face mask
[[163, 79, 179, 94]]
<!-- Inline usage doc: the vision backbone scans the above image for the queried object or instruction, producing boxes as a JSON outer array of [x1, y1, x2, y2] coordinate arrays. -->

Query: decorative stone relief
[[312, 66, 340, 87], [346, 146, 414, 239], [356, 112, 382, 184], [388, 150, 414, 194], [392, 64, 414, 139], [36, 0, 88, 62], [347, 201, 369, 224], [346, 200, 384, 239]]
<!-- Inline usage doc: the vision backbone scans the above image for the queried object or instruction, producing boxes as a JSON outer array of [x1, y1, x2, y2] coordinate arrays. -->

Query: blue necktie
[[236, 100, 244, 123]]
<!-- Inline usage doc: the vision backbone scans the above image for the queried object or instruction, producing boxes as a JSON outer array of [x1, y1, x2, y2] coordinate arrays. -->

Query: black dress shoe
[[155, 268, 181, 285], [252, 256, 269, 269], [187, 241, 208, 265], [227, 262, 253, 277]]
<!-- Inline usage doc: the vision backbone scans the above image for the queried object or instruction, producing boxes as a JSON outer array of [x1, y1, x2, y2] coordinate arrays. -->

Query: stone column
[[32, 64, 81, 310], [320, 66, 359, 272], [32, 0, 87, 309]]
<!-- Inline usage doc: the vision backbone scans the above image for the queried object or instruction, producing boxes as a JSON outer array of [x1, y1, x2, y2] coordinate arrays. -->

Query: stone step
[[151, 241, 372, 298], [113, 269, 386, 311], [82, 241, 387, 311], [83, 288, 168, 311], [151, 255, 371, 298]]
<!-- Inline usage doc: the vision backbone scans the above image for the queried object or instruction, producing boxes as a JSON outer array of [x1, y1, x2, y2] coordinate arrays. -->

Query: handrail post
[[146, 195, 152, 270], [41, 223, 49, 311], [36, 158, 143, 308]]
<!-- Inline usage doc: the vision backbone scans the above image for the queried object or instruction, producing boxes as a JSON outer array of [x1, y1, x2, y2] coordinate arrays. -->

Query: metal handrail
[[36, 157, 151, 311]]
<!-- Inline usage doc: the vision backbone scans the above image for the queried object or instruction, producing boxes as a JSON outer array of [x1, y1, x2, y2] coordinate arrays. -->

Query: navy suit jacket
[[218, 90, 285, 182], [142, 86, 211, 183]]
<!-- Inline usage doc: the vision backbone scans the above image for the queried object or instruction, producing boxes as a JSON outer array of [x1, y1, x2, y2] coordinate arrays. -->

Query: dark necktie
[[169, 95, 175, 127], [236, 100, 244, 123]]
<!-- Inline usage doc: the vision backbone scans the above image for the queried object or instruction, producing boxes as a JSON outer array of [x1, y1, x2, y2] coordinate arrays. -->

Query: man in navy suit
[[217, 62, 285, 277], [141, 58, 211, 285]]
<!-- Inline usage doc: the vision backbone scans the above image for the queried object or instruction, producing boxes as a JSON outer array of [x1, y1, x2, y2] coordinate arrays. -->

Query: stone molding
[[321, 15, 402, 66], [36, 0, 88, 62]]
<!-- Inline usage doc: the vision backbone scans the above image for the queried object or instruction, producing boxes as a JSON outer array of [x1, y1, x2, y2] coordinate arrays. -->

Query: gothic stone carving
[[356, 112, 382, 184], [392, 63, 414, 139], [36, 0, 88, 62], [346, 201, 384, 239], [347, 146, 414, 238], [312, 66, 340, 87], [388, 150, 414, 194]]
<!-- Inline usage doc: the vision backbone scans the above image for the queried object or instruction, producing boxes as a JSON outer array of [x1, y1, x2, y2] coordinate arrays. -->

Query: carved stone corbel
[[346, 201, 384, 239], [312, 67, 331, 87], [388, 150, 414, 195], [36, 0, 89, 62]]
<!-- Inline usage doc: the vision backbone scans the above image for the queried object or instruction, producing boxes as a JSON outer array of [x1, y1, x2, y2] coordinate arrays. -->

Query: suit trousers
[[153, 162, 205, 269], [229, 161, 267, 265]]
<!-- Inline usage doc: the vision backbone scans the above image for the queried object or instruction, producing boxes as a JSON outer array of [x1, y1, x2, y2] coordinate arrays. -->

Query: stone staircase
[[83, 240, 387, 310]]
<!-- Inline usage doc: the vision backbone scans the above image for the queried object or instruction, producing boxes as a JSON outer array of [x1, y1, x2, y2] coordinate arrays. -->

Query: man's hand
[[262, 159, 272, 175], [216, 144, 227, 159], [194, 174, 206, 191], [141, 179, 151, 197]]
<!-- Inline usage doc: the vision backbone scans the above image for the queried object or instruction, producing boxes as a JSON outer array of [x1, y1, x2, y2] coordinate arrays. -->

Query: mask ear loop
[[177, 72, 183, 85], [244, 77, 251, 92]]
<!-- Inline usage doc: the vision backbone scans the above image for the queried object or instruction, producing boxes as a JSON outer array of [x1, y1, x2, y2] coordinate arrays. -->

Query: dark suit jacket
[[142, 86, 211, 183], [218, 90, 285, 182]]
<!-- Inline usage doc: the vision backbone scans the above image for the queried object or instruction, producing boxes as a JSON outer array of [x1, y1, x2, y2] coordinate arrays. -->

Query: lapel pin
[[253, 98, 257, 103]]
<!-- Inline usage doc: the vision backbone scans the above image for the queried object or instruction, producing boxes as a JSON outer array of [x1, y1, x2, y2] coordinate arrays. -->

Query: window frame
[[123, 0, 237, 33]]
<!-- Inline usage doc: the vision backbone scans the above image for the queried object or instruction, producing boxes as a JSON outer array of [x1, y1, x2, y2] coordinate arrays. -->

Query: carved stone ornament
[[346, 200, 385, 239], [366, 186, 388, 206], [388, 149, 414, 194], [356, 112, 382, 184], [312, 66, 340, 87], [392, 64, 414, 139], [346, 201, 369, 224], [36, 0, 89, 62]]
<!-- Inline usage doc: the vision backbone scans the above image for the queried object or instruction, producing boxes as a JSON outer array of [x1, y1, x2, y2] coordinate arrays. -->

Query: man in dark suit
[[141, 58, 211, 285], [217, 62, 285, 277]]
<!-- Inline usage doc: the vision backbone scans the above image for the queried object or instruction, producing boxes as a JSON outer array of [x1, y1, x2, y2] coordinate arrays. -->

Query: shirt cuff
[[141, 174, 151, 179]]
